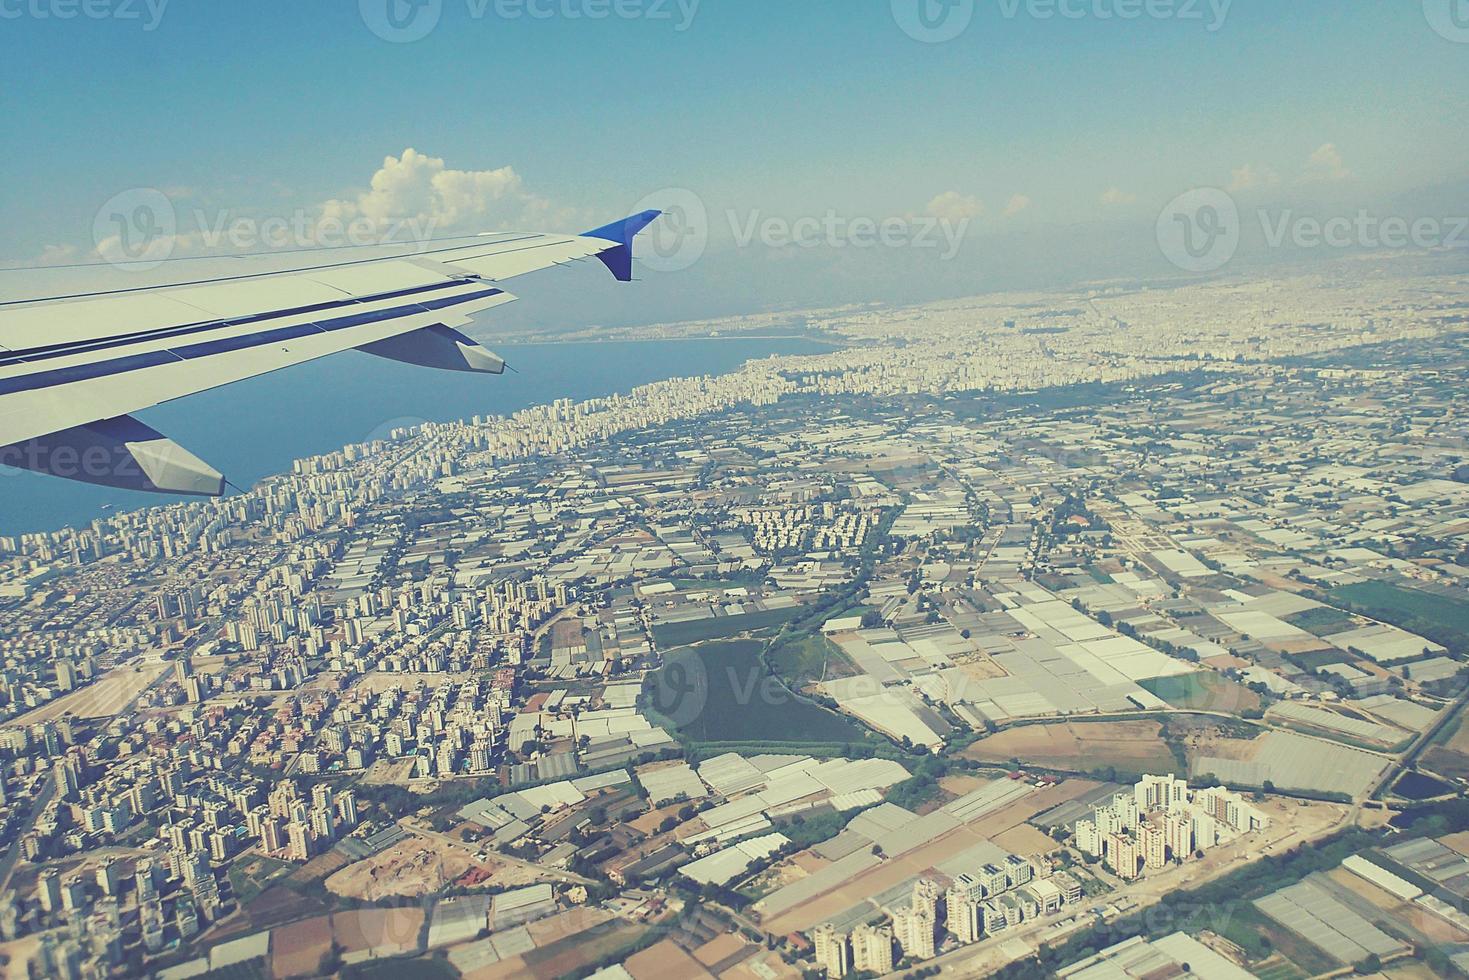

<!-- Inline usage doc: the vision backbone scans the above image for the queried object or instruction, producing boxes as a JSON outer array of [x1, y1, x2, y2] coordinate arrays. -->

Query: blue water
[[0, 338, 826, 536]]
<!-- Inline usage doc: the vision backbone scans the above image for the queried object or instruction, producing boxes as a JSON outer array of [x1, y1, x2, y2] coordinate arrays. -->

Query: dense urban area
[[3, 266, 1469, 980]]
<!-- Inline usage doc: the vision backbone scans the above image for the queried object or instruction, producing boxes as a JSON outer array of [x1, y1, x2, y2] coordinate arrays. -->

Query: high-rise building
[[851, 922, 894, 973], [336, 790, 358, 829], [812, 922, 849, 977], [893, 904, 936, 961], [945, 882, 983, 944], [1106, 833, 1140, 880], [287, 820, 312, 862], [1074, 817, 1101, 856], [38, 870, 61, 913], [911, 878, 942, 919], [95, 858, 121, 896], [1141, 823, 1168, 869]]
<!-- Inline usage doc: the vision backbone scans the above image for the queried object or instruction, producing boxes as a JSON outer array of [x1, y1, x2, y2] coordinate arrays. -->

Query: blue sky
[[2, 0, 1467, 322]]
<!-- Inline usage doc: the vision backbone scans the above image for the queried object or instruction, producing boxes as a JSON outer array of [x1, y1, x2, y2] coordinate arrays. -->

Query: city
[[1, 265, 1468, 977]]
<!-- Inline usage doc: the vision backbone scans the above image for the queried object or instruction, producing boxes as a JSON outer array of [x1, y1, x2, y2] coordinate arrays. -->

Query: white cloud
[[925, 191, 983, 223], [319, 147, 572, 233], [35, 244, 79, 265], [1100, 187, 1137, 206], [1003, 193, 1032, 216], [69, 149, 579, 266], [1304, 143, 1351, 182], [1227, 163, 1280, 193]]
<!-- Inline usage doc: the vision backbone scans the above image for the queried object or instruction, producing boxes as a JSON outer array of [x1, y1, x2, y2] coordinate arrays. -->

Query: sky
[[2, 0, 1467, 327]]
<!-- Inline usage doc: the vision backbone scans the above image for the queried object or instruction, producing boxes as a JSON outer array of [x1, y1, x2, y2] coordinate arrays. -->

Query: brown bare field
[[960, 720, 1178, 774], [992, 824, 1059, 858], [271, 914, 334, 979], [333, 907, 424, 956], [326, 837, 483, 901], [952, 657, 1008, 681], [939, 774, 991, 796], [289, 850, 349, 885], [13, 663, 166, 724], [625, 939, 713, 980], [525, 906, 613, 947], [692, 933, 747, 968]]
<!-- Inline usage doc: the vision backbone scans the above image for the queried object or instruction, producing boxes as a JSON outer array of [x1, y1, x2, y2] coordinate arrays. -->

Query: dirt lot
[[960, 720, 1179, 774], [12, 662, 166, 723], [360, 757, 419, 785], [327, 837, 482, 901], [326, 834, 546, 902], [270, 914, 334, 979]]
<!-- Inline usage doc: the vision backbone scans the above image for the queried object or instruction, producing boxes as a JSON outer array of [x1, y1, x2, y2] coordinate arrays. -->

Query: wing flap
[[0, 289, 516, 448], [0, 415, 224, 497]]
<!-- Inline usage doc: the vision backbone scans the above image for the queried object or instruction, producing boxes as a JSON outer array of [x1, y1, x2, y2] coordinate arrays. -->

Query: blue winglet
[[583, 209, 662, 282]]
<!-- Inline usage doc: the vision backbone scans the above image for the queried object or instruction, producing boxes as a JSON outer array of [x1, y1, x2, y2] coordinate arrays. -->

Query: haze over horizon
[[5, 1, 1467, 330]]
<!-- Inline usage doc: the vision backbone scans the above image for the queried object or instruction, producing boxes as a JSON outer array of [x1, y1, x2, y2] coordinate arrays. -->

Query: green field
[[1138, 672, 1261, 713], [1283, 605, 1356, 634], [651, 606, 803, 647], [644, 639, 873, 746], [227, 854, 292, 905], [342, 958, 456, 980], [1329, 582, 1469, 652], [768, 632, 859, 689]]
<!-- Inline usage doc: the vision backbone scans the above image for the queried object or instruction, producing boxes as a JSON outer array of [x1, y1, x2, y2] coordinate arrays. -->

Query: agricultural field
[[238, 885, 331, 938], [270, 915, 335, 979], [1284, 606, 1357, 634], [646, 639, 873, 747], [1422, 709, 1469, 780], [517, 920, 652, 980], [959, 719, 1181, 776], [340, 955, 454, 980], [651, 606, 802, 647], [1330, 582, 1469, 652], [767, 632, 861, 690], [1138, 672, 1262, 713]]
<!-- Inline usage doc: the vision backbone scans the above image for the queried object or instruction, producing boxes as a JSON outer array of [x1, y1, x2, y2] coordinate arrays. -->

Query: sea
[[0, 337, 827, 537]]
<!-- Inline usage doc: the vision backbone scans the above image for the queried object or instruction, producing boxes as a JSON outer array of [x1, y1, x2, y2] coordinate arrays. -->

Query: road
[[1364, 680, 1469, 805]]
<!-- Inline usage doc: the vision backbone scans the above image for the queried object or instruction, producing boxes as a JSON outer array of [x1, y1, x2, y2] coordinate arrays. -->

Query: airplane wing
[[0, 211, 661, 497]]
